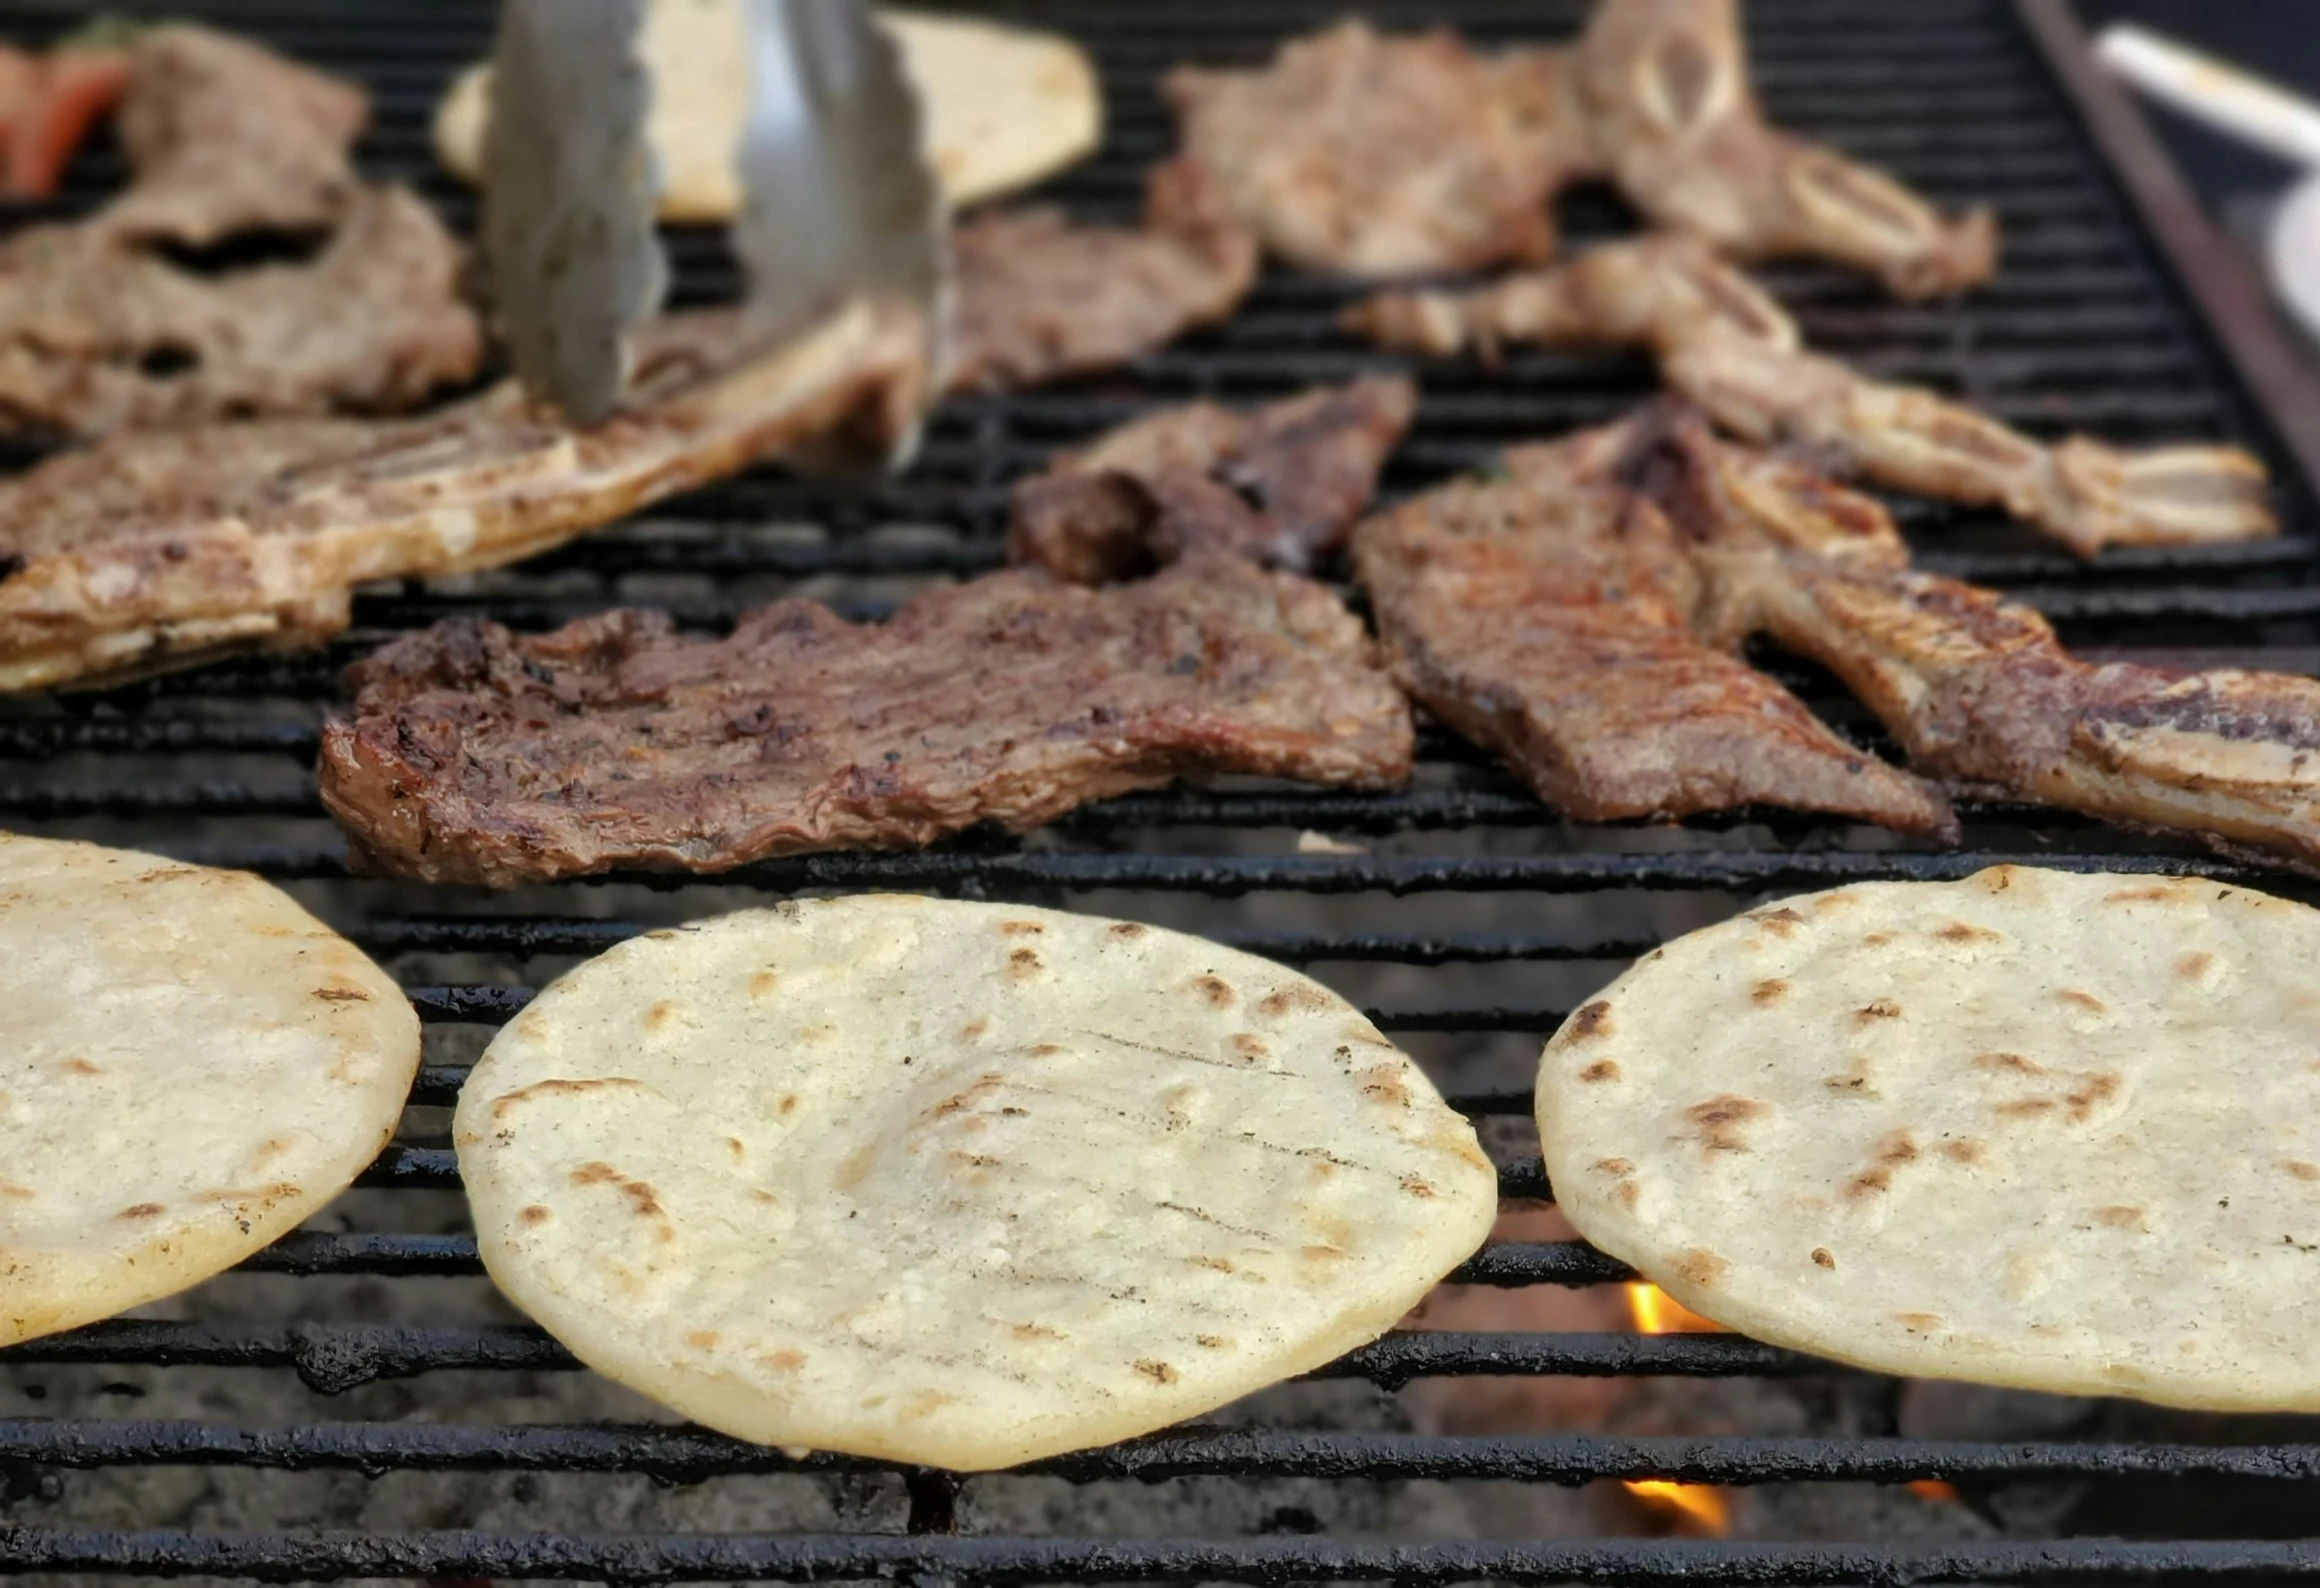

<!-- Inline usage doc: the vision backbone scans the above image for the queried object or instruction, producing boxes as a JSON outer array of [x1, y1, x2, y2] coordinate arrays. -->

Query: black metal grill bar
[[0, 779, 2152, 844], [393, 983, 1576, 1036], [309, 574, 2320, 635], [7, 1529, 2319, 1585], [10, 1419, 2320, 1488], [118, 843, 2291, 896], [2, 1324, 1825, 1391], [224, 1235, 1621, 1287], [348, 917, 1664, 966], [347, 1146, 1557, 1201]]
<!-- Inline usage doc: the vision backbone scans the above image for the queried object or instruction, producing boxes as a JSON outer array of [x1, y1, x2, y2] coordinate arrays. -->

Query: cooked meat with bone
[[0, 302, 925, 692], [0, 26, 478, 436], [0, 186, 481, 436], [1007, 375, 1417, 581], [1159, 21, 1592, 277], [1636, 429, 2320, 872], [319, 555, 1416, 886], [1352, 419, 1955, 836], [102, 24, 368, 246], [1575, 0, 1996, 297], [1361, 407, 2320, 868], [945, 166, 1258, 393], [1345, 232, 1795, 359], [1664, 326, 2276, 557], [1347, 235, 2275, 557]]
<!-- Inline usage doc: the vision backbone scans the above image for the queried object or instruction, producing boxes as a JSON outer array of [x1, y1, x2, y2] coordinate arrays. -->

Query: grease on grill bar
[[7, 0, 2320, 1579]]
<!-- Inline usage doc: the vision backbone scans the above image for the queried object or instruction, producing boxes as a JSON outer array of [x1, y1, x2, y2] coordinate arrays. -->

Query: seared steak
[[319, 555, 1416, 886], [0, 303, 924, 692], [1159, 21, 1592, 277], [1352, 421, 1955, 836], [1007, 375, 1417, 581], [1576, 0, 1995, 298], [946, 166, 1257, 393], [0, 25, 479, 436]]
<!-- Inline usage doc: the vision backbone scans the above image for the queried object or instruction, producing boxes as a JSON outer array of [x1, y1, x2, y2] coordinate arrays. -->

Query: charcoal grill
[[9, 0, 2320, 1580]]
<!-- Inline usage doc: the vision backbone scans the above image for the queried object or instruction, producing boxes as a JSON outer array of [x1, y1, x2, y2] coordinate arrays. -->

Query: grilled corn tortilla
[[435, 4, 1102, 220], [0, 834, 418, 1348], [1538, 864, 2320, 1412], [456, 895, 1496, 1469]]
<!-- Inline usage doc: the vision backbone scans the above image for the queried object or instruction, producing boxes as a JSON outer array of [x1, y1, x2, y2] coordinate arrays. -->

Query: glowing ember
[[1909, 1479, 1962, 1502], [1621, 1283, 1734, 1534], [1625, 1478, 1735, 1534]]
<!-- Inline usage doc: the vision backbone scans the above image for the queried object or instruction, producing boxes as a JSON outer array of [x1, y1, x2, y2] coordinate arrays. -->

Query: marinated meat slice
[[1007, 375, 1417, 580], [946, 167, 1258, 393], [1352, 432, 1953, 835], [1664, 325, 2277, 556], [103, 24, 369, 246], [1344, 233, 1796, 360], [0, 27, 476, 436], [1576, 0, 1996, 298], [0, 302, 925, 692], [1631, 413, 2320, 872], [1160, 21, 1593, 277], [0, 185, 482, 435], [318, 555, 1416, 886]]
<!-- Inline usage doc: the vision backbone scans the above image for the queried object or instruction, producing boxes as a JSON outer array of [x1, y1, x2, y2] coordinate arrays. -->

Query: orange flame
[[1909, 1479, 1962, 1502], [1620, 1284, 1733, 1534], [1625, 1282, 1726, 1335], [1623, 1478, 1733, 1534]]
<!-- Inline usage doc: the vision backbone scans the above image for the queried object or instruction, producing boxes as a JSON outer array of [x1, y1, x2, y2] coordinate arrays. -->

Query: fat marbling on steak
[[1007, 375, 1417, 581], [319, 555, 1415, 886]]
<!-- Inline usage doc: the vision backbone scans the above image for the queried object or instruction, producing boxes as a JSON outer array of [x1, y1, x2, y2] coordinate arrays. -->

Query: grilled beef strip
[[1158, 20, 1594, 278], [1575, 0, 1996, 297], [0, 303, 925, 692], [1347, 234, 2275, 556], [1007, 375, 1418, 581], [0, 25, 479, 437], [319, 554, 1416, 886], [1630, 419, 2320, 872], [1351, 419, 1956, 836], [945, 164, 1259, 393]]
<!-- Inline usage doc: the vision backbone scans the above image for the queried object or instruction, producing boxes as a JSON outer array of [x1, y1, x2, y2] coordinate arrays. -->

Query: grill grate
[[8, 0, 2320, 1580]]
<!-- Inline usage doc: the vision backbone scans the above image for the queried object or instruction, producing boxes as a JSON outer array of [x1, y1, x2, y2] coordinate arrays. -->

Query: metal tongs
[[481, 0, 946, 453]]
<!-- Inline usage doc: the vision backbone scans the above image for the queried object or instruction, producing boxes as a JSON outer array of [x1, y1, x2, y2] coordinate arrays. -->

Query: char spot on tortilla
[[1568, 1000, 1614, 1039]]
